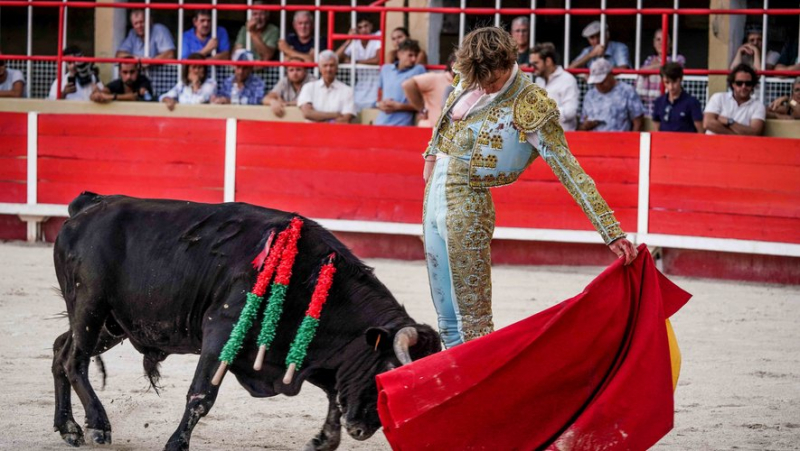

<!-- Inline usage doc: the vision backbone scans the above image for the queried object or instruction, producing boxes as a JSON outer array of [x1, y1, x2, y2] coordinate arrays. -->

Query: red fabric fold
[[377, 245, 691, 450]]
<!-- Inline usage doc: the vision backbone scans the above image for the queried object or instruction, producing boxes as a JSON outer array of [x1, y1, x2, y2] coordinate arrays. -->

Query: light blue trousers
[[423, 158, 464, 349]]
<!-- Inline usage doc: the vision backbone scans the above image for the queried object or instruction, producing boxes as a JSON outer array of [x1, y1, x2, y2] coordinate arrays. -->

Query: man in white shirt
[[703, 63, 766, 136], [48, 46, 103, 101], [297, 50, 355, 123], [531, 42, 579, 131], [336, 16, 381, 111], [0, 59, 25, 98]]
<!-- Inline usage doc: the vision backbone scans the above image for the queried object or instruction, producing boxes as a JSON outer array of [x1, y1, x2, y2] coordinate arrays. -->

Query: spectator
[[336, 16, 381, 65], [569, 20, 630, 69], [233, 1, 279, 61], [531, 42, 579, 131], [651, 63, 704, 133], [730, 24, 780, 71], [402, 52, 456, 128], [336, 16, 382, 111], [159, 53, 216, 111], [510, 17, 531, 67], [0, 59, 24, 98], [775, 38, 799, 72], [182, 10, 230, 60], [297, 50, 355, 123], [278, 11, 324, 63], [116, 9, 176, 60], [48, 46, 102, 101], [91, 59, 154, 103], [703, 64, 765, 136], [211, 49, 265, 105], [579, 58, 644, 132], [766, 77, 800, 120], [388, 27, 428, 65], [376, 39, 426, 126], [262, 57, 317, 117], [636, 29, 686, 115]]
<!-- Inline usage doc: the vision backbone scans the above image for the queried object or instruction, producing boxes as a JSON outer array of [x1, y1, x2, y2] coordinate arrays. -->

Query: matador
[[422, 27, 637, 349]]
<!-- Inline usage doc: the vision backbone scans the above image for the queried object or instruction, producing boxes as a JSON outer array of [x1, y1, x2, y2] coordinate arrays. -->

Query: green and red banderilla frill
[[212, 217, 303, 385], [283, 253, 337, 384]]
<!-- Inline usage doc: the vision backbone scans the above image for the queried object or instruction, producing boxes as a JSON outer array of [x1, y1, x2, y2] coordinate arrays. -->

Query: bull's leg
[[302, 390, 342, 451], [54, 327, 124, 447], [163, 331, 226, 451], [53, 331, 84, 447], [63, 302, 114, 445]]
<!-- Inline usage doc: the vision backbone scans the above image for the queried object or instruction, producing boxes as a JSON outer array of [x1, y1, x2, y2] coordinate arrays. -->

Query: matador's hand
[[609, 238, 637, 265]]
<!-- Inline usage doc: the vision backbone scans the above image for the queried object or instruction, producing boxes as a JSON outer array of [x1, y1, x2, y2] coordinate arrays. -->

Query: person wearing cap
[[568, 20, 630, 69], [233, 1, 279, 61], [579, 58, 644, 132], [703, 64, 765, 136], [730, 24, 781, 71], [296, 50, 355, 123], [422, 27, 636, 349], [0, 59, 26, 98], [531, 42, 579, 131], [211, 49, 265, 105]]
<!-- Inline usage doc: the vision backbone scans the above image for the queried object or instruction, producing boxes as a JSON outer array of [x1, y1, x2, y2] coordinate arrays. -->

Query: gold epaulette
[[511, 84, 560, 142]]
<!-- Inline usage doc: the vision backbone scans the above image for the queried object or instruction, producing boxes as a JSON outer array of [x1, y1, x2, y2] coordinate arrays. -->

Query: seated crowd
[[2, 13, 798, 133]]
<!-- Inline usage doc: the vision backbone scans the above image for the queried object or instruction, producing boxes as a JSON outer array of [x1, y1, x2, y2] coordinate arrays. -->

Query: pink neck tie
[[451, 89, 484, 121]]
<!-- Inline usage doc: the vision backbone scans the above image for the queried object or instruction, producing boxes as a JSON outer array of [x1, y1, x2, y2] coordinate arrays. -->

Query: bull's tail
[[143, 353, 164, 395], [68, 191, 101, 218]]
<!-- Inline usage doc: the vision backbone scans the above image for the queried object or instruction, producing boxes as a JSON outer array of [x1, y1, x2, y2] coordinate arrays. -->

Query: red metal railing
[[0, 2, 798, 99]]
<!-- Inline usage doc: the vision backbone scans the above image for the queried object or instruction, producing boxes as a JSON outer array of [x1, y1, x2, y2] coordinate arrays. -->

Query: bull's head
[[335, 324, 440, 440]]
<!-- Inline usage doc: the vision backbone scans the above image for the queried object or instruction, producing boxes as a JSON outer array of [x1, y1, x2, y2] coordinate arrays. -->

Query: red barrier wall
[[0, 112, 26, 204], [650, 133, 800, 244], [1, 114, 799, 282], [236, 122, 639, 232], [236, 121, 430, 223], [37, 114, 226, 204]]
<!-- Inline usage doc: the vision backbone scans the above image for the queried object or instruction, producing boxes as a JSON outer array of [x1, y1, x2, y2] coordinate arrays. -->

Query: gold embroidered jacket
[[424, 70, 626, 244]]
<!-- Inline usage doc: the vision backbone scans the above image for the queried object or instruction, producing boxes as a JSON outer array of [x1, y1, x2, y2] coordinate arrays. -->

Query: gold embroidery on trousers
[[445, 158, 495, 342]]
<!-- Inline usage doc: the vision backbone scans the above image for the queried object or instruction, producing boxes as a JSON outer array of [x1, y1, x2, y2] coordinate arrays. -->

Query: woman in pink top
[[402, 53, 456, 127]]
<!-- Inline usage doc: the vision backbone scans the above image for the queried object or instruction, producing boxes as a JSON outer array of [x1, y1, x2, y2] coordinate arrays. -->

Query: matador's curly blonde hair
[[454, 27, 517, 89]]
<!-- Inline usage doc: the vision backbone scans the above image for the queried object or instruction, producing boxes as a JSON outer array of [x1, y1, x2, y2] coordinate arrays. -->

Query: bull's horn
[[393, 327, 418, 366]]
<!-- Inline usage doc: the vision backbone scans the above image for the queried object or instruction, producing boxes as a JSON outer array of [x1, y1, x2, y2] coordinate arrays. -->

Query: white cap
[[232, 49, 255, 62], [582, 20, 607, 38], [587, 58, 612, 84]]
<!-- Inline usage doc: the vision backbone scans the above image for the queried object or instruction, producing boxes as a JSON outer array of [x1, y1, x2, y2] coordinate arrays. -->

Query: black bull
[[52, 193, 441, 450]]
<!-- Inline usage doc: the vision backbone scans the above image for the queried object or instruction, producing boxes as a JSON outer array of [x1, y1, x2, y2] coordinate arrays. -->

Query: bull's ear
[[365, 327, 393, 352]]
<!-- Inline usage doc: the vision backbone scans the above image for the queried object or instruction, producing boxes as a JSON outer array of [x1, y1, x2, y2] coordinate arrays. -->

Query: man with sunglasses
[[703, 63, 765, 135]]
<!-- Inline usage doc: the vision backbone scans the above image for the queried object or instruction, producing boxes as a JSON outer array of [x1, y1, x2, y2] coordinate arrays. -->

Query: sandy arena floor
[[0, 241, 798, 450]]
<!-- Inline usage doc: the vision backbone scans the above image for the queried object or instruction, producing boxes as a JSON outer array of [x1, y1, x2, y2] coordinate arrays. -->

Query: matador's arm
[[532, 119, 626, 244], [514, 84, 626, 244]]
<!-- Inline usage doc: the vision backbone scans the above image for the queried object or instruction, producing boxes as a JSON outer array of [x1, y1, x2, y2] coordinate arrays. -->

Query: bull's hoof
[[302, 432, 341, 451], [56, 420, 85, 447], [86, 428, 112, 445]]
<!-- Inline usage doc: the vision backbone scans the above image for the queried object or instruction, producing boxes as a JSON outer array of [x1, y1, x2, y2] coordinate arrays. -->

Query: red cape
[[377, 246, 690, 450]]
